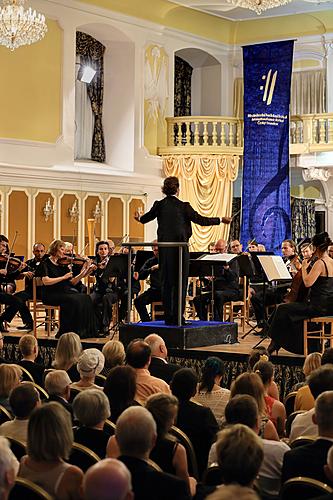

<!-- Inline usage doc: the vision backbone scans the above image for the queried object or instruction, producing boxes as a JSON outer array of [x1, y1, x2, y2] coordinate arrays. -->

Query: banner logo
[[260, 69, 278, 105]]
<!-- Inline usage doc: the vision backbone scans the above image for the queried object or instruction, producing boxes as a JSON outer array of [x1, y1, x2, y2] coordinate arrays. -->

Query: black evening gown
[[268, 262, 333, 355], [40, 258, 98, 339]]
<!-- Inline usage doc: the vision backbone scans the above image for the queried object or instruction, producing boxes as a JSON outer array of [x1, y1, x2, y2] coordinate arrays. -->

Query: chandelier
[[226, 0, 292, 14], [0, 0, 47, 51]]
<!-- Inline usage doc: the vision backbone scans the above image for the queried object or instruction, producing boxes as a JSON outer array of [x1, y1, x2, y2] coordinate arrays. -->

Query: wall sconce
[[92, 201, 102, 222], [43, 198, 55, 222], [68, 200, 80, 223]]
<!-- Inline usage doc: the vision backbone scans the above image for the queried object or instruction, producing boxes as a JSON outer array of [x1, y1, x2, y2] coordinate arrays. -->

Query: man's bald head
[[83, 459, 133, 500], [144, 334, 167, 359], [214, 239, 227, 254]]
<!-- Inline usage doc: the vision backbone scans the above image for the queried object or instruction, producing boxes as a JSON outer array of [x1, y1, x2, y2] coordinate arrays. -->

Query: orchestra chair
[[68, 442, 100, 472], [9, 477, 53, 500], [7, 437, 26, 460], [170, 425, 199, 480], [285, 410, 306, 438], [0, 404, 12, 424], [31, 278, 60, 338], [280, 477, 333, 500], [289, 435, 316, 449], [151, 301, 164, 321], [303, 317, 333, 356], [222, 276, 249, 334], [185, 278, 198, 320], [283, 391, 298, 417], [24, 382, 49, 401]]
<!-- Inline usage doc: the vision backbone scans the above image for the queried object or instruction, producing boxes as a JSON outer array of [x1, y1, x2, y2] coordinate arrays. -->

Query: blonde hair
[[206, 485, 259, 500], [53, 332, 82, 371], [27, 402, 73, 461], [303, 352, 322, 378], [48, 239, 65, 257], [230, 372, 266, 416], [145, 393, 178, 438], [19, 334, 37, 357], [0, 365, 22, 398], [102, 340, 125, 370]]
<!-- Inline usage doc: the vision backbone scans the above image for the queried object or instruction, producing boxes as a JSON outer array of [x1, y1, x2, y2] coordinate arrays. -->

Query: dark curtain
[[174, 56, 193, 117], [76, 32, 106, 163], [291, 198, 316, 242], [229, 197, 241, 242]]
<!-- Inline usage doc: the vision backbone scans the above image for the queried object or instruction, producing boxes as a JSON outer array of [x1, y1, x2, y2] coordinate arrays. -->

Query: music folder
[[257, 255, 291, 282], [197, 253, 236, 264]]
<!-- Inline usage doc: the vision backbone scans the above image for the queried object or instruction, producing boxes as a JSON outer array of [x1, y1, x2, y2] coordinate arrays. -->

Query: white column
[[327, 43, 333, 112]]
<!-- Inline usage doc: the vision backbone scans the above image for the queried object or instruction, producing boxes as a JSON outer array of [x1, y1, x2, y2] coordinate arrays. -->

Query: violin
[[0, 254, 30, 273], [58, 256, 89, 267]]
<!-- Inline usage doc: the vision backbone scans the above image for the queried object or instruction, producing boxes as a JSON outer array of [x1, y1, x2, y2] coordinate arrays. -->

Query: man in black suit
[[117, 406, 191, 500], [135, 176, 231, 325], [44, 370, 73, 418], [282, 390, 333, 486], [144, 333, 180, 384], [134, 242, 162, 322], [18, 334, 45, 386]]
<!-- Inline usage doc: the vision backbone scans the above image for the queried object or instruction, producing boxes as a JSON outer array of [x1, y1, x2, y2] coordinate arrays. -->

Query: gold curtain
[[163, 154, 239, 251]]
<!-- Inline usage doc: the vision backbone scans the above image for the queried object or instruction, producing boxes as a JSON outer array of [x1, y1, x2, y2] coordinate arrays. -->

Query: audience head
[[126, 339, 151, 369], [253, 360, 274, 388], [27, 402, 73, 461], [77, 348, 104, 380], [321, 347, 333, 366], [314, 391, 333, 436], [215, 424, 263, 487], [102, 340, 126, 371], [162, 176, 179, 196], [230, 372, 266, 416], [199, 357, 224, 392], [144, 334, 168, 359], [0, 365, 22, 398], [206, 485, 260, 500], [73, 389, 110, 427], [308, 365, 333, 400], [224, 395, 259, 432], [214, 239, 227, 254], [0, 437, 19, 500], [145, 393, 178, 438], [170, 368, 198, 402], [18, 334, 38, 360], [45, 370, 72, 400], [9, 383, 40, 419], [116, 406, 157, 458], [104, 366, 137, 414], [83, 458, 133, 500], [312, 232, 332, 253], [248, 348, 269, 371], [53, 332, 82, 371], [303, 352, 322, 377]]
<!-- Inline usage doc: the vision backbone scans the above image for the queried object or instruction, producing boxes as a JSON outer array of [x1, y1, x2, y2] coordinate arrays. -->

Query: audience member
[[206, 484, 260, 500], [0, 365, 22, 413], [18, 402, 83, 499], [170, 368, 218, 477], [83, 458, 134, 500], [44, 370, 73, 417], [290, 365, 333, 442], [282, 391, 333, 485], [0, 333, 5, 365], [312, 446, 333, 500], [17, 335, 45, 386], [101, 340, 125, 377], [248, 348, 279, 400], [230, 372, 279, 441], [0, 384, 40, 444], [116, 406, 191, 500], [253, 360, 286, 436], [70, 348, 104, 392], [294, 351, 323, 411], [144, 334, 180, 383], [126, 339, 170, 404], [73, 389, 110, 459], [193, 357, 230, 427], [0, 437, 19, 500], [52, 332, 82, 382], [103, 365, 140, 423]]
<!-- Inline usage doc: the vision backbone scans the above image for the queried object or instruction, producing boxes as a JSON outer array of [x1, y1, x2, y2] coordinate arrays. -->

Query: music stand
[[134, 250, 154, 273]]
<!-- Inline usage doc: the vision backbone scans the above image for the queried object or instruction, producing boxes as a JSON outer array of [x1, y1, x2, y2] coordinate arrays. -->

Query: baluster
[[194, 122, 199, 146], [319, 119, 326, 143], [212, 122, 218, 146], [313, 119, 318, 144], [236, 121, 242, 147], [328, 119, 333, 144], [168, 121, 174, 146], [295, 122, 301, 143], [176, 121, 183, 146], [185, 122, 191, 146], [221, 122, 226, 146], [203, 122, 208, 146], [229, 122, 235, 146]]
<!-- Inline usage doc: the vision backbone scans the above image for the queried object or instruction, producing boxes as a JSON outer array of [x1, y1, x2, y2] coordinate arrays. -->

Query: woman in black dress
[[40, 240, 98, 338], [267, 232, 333, 355]]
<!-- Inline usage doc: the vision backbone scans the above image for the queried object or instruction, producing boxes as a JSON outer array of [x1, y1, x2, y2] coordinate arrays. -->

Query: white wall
[[191, 65, 221, 115]]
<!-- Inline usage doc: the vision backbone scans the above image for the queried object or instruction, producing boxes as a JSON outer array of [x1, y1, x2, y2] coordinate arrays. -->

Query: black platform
[[119, 320, 238, 349]]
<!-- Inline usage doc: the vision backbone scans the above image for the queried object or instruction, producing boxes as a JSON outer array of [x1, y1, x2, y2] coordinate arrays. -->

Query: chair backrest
[[147, 459, 163, 472], [170, 425, 199, 480], [280, 476, 333, 500], [95, 374, 106, 387], [14, 364, 34, 383], [103, 419, 116, 436], [0, 404, 12, 424], [285, 410, 306, 438], [289, 435, 316, 449], [68, 442, 101, 472], [7, 437, 26, 460], [202, 465, 224, 486], [69, 387, 81, 404], [9, 477, 53, 500], [284, 391, 298, 417], [20, 382, 49, 401]]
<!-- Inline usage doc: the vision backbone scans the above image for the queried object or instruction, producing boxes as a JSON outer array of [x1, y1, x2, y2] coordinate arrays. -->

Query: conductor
[[135, 176, 232, 325]]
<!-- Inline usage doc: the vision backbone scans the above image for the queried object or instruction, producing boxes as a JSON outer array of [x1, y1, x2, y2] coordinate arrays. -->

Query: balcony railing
[[158, 113, 333, 155]]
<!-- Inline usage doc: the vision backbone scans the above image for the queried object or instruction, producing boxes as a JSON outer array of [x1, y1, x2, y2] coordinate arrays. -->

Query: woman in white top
[[193, 357, 230, 427], [70, 348, 104, 392]]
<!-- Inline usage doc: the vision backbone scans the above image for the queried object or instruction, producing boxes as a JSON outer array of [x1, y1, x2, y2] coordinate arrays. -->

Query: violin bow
[[5, 231, 18, 272]]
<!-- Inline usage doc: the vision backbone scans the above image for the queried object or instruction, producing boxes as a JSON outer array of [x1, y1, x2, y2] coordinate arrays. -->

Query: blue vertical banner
[[241, 40, 294, 253]]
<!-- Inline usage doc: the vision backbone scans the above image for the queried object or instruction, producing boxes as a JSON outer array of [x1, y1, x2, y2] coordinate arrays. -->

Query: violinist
[[0, 235, 16, 294], [230, 240, 243, 255], [40, 240, 98, 339], [282, 239, 301, 276]]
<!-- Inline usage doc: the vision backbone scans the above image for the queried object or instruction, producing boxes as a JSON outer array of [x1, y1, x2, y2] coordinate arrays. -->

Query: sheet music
[[257, 255, 291, 281], [197, 253, 235, 263]]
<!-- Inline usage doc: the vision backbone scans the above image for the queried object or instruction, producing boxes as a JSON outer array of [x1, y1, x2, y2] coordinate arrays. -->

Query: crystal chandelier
[[0, 0, 47, 51], [226, 0, 292, 14]]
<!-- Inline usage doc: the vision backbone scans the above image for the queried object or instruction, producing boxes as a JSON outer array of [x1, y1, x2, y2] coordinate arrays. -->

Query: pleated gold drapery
[[163, 155, 239, 251]]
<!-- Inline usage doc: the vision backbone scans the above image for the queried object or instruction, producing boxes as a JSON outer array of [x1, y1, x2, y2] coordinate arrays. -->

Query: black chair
[[9, 478, 52, 500], [283, 391, 298, 417], [7, 437, 26, 460], [202, 465, 224, 486], [280, 476, 333, 500], [285, 410, 306, 438], [289, 435, 316, 449], [69, 388, 80, 404], [170, 425, 199, 480], [68, 442, 100, 472], [0, 404, 12, 424], [95, 374, 106, 387]]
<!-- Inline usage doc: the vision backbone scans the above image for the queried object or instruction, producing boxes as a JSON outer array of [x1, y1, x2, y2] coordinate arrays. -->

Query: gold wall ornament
[[0, 0, 47, 51]]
